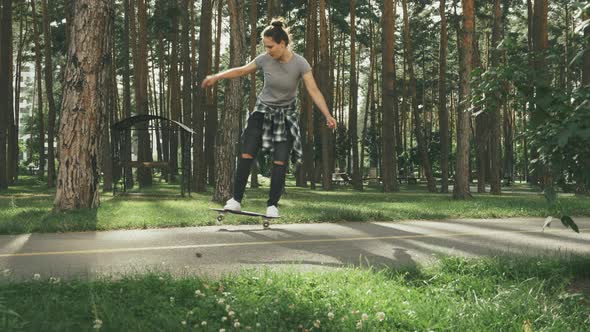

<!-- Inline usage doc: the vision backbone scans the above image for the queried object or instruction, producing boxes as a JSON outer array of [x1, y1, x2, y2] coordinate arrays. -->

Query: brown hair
[[262, 17, 291, 46]]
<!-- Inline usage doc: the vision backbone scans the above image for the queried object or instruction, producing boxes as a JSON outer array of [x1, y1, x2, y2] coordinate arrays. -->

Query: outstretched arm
[[302, 71, 337, 129], [201, 60, 257, 88]]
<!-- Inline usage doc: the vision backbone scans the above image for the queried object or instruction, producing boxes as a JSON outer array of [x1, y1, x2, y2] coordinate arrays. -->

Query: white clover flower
[[341, 315, 349, 321], [33, 273, 41, 280], [273, 310, 278, 315], [169, 297, 175, 304], [377, 312, 385, 322], [256, 323, 261, 327], [181, 321, 187, 325], [245, 326, 252, 330], [361, 313, 369, 321], [221, 316, 227, 322], [328, 312, 334, 320], [288, 303, 295, 309], [234, 321, 240, 328], [356, 321, 363, 329], [93, 319, 103, 329], [201, 321, 207, 326], [228, 311, 235, 318], [49, 277, 61, 284], [217, 298, 225, 304], [195, 290, 203, 296], [314, 320, 321, 328], [159, 277, 164, 281], [219, 329, 226, 332], [226, 304, 231, 311], [188, 310, 193, 316]]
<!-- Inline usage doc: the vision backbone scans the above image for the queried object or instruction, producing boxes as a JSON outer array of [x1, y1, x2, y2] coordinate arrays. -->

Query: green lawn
[[1, 255, 588, 331], [1, 176, 589, 234]]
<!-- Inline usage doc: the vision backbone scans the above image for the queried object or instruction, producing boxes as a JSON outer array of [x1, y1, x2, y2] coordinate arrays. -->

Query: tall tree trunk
[[31, 0, 45, 180], [267, 0, 280, 21], [583, 9, 590, 85], [41, 0, 57, 187], [193, 0, 212, 192], [180, 0, 193, 191], [360, 17, 375, 177], [402, 0, 436, 192], [489, 0, 502, 194], [0, 0, 12, 190], [168, 1, 181, 181], [318, 0, 333, 190], [207, 0, 222, 186], [214, 0, 245, 202], [121, 0, 134, 188], [438, 0, 450, 193], [136, 0, 152, 187], [474, 39, 488, 193], [532, 0, 550, 189], [381, 0, 399, 192], [349, 0, 362, 190], [248, 0, 260, 188], [453, 0, 474, 200], [54, 0, 113, 211], [301, 0, 317, 189], [11, 13, 26, 185]]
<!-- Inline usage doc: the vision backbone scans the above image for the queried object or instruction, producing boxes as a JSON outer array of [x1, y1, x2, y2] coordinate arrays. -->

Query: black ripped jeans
[[233, 112, 292, 207]]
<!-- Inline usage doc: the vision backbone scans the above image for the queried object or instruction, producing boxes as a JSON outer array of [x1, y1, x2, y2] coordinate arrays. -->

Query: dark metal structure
[[112, 115, 194, 196]]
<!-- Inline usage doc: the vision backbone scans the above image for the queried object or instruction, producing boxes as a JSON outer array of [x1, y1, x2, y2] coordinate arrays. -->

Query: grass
[[0, 176, 589, 234], [1, 255, 588, 331]]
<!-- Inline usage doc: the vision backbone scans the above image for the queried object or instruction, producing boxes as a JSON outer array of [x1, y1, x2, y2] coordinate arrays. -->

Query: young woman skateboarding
[[201, 18, 336, 217]]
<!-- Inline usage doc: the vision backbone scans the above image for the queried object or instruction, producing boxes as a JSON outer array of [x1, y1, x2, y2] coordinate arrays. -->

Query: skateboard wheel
[[217, 215, 224, 223], [263, 221, 270, 228]]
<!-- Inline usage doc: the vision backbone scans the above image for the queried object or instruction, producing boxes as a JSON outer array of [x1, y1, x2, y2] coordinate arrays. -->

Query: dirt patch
[[567, 278, 590, 302]]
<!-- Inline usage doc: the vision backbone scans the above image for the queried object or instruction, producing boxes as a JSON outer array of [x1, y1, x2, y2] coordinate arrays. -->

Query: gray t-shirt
[[254, 53, 312, 106]]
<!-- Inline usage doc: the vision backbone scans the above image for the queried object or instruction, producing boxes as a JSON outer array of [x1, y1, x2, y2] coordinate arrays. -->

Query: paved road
[[1, 217, 589, 281]]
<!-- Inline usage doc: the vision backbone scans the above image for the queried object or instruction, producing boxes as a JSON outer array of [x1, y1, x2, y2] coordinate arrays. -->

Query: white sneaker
[[266, 205, 279, 218], [224, 198, 241, 211]]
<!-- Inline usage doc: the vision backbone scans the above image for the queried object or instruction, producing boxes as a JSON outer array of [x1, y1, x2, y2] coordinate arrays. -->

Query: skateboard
[[210, 208, 280, 229]]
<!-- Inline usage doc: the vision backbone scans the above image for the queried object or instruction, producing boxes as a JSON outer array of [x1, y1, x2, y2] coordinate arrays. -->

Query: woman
[[202, 18, 336, 217]]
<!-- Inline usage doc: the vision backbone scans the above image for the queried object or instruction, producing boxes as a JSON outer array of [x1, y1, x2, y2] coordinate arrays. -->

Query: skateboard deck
[[210, 208, 280, 228]]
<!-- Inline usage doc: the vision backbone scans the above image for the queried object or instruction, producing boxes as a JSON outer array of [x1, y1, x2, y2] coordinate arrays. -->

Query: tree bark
[[136, 0, 152, 187], [54, 0, 113, 211], [207, 0, 222, 186], [267, 0, 281, 21], [168, 1, 181, 181], [121, 0, 134, 188], [453, 0, 474, 200], [318, 0, 333, 190], [248, 0, 260, 188], [349, 0, 362, 190], [300, 0, 317, 189], [10, 12, 26, 185], [489, 0, 502, 194], [31, 0, 45, 180], [41, 0, 57, 187], [381, 0, 399, 192], [438, 0, 450, 193], [0, 0, 13, 190], [192, 0, 212, 192], [214, 0, 245, 202], [402, 0, 436, 192]]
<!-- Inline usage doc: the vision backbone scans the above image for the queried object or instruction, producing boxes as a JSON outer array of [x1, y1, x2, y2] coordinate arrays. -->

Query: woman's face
[[263, 37, 286, 59]]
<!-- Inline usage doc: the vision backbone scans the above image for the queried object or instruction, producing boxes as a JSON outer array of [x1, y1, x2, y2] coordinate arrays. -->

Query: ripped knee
[[241, 153, 254, 159], [273, 160, 286, 166]]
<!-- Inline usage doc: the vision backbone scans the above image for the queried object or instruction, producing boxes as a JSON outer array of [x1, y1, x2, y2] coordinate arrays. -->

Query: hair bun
[[271, 20, 283, 28]]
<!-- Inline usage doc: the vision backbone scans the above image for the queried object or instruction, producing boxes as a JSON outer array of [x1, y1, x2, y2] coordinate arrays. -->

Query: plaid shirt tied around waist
[[250, 99, 303, 164]]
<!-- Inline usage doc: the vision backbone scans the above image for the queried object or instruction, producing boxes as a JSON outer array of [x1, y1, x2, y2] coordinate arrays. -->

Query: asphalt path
[[1, 217, 589, 281]]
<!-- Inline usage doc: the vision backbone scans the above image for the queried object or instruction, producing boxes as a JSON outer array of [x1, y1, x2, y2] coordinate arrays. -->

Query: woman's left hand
[[326, 115, 337, 129]]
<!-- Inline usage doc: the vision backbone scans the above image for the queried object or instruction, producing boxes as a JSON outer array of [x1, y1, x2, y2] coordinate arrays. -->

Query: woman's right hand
[[201, 75, 218, 88]]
